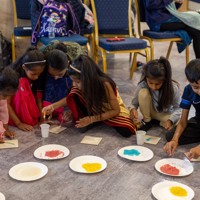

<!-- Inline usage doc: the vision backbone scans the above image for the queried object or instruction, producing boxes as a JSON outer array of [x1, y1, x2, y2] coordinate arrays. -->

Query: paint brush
[[58, 117, 64, 128], [5, 141, 15, 145]]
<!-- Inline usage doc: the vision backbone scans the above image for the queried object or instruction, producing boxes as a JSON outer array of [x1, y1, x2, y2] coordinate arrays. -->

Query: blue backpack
[[32, 0, 80, 44]]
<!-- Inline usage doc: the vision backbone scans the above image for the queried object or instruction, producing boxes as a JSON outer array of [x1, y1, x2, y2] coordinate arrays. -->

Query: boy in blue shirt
[[164, 59, 200, 157]]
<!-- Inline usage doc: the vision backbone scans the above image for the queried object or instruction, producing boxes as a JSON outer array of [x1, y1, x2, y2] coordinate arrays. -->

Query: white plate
[[69, 155, 107, 173], [0, 192, 5, 200], [118, 146, 154, 161], [34, 144, 70, 160], [155, 158, 193, 177], [9, 162, 48, 181], [152, 181, 195, 200]]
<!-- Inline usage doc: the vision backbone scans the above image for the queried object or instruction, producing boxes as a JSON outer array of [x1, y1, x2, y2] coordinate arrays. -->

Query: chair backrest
[[91, 0, 133, 36], [12, 0, 31, 27], [14, 0, 31, 19], [134, 0, 147, 36]]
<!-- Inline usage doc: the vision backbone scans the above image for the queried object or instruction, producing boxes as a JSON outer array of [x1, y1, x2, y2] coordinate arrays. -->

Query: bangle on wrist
[[50, 104, 54, 112], [16, 121, 21, 126], [171, 139, 178, 143], [90, 116, 94, 124]]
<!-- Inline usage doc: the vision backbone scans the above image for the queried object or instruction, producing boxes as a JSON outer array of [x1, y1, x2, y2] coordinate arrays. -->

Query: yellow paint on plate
[[169, 186, 187, 197], [82, 162, 102, 172]]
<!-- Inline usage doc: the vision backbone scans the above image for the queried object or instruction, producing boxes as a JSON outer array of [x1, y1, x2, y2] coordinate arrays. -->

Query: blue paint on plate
[[124, 149, 140, 156]]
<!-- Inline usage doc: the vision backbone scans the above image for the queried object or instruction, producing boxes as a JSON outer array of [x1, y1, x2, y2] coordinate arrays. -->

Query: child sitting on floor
[[164, 59, 200, 156], [7, 47, 46, 131], [130, 57, 181, 131], [42, 49, 72, 122], [0, 67, 19, 142], [42, 55, 136, 137]]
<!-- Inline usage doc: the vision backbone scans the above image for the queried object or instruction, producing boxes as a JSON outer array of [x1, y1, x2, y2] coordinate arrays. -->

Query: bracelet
[[50, 104, 54, 112], [90, 116, 94, 124], [16, 121, 21, 126], [171, 139, 178, 144]]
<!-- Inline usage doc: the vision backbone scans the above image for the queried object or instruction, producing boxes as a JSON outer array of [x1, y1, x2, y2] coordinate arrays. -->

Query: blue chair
[[91, 0, 149, 79], [30, 0, 89, 54], [135, 0, 189, 63], [12, 0, 32, 61]]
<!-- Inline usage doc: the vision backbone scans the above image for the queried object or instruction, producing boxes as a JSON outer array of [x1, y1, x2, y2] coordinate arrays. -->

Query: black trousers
[[74, 95, 132, 138], [166, 117, 200, 145], [160, 22, 200, 58]]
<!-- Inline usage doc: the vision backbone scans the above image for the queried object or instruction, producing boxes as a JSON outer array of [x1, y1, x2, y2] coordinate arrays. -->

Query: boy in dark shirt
[[164, 59, 200, 157]]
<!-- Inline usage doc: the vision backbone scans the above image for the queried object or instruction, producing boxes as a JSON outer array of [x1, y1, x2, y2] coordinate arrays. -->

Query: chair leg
[[11, 34, 16, 62], [129, 53, 132, 62], [130, 53, 137, 79], [86, 42, 91, 56], [166, 42, 173, 60], [185, 45, 189, 64], [91, 33, 95, 59], [149, 40, 154, 60], [93, 45, 99, 64], [145, 48, 150, 63], [101, 49, 107, 73]]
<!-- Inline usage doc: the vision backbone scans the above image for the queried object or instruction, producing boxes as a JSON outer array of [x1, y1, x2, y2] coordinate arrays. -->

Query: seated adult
[[143, 0, 200, 58]]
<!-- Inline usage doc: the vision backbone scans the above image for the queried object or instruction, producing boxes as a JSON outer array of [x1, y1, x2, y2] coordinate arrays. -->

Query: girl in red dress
[[8, 47, 46, 131]]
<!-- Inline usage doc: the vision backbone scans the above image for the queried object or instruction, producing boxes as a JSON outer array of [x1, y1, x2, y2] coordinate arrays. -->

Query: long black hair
[[185, 59, 200, 83], [47, 49, 69, 71], [140, 57, 177, 111], [0, 66, 19, 95], [68, 55, 116, 116], [10, 46, 46, 95]]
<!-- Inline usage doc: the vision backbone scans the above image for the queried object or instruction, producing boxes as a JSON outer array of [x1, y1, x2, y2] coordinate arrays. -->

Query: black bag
[[0, 31, 12, 67]]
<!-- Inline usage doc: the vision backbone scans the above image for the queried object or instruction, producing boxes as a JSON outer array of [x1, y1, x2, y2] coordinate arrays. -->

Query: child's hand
[[130, 108, 138, 120], [4, 129, 16, 139], [186, 146, 200, 160], [0, 137, 4, 143], [76, 116, 92, 128], [163, 120, 173, 130], [163, 140, 178, 156], [17, 122, 33, 131], [63, 111, 73, 122], [42, 105, 54, 116]]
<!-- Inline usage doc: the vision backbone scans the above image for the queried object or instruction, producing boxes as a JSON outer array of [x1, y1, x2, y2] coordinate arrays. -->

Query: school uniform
[[166, 84, 200, 144]]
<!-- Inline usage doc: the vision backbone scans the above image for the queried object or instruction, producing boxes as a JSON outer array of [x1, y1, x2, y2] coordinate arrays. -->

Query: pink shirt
[[0, 100, 9, 124]]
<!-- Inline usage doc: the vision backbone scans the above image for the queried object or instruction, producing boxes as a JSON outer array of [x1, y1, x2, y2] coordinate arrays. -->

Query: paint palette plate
[[9, 162, 48, 181], [34, 144, 70, 160], [118, 146, 154, 161], [69, 155, 107, 173], [152, 181, 194, 200], [0, 192, 5, 200], [155, 158, 193, 177]]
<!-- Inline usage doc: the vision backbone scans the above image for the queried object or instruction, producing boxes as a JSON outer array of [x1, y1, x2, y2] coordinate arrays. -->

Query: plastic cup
[[136, 130, 146, 145], [40, 124, 50, 138]]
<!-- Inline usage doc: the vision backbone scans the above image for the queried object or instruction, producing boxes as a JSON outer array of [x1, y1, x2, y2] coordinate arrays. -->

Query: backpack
[[0, 31, 12, 67], [32, 0, 80, 45]]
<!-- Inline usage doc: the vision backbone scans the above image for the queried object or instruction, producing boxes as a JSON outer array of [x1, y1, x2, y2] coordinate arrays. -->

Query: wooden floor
[[0, 40, 200, 200]]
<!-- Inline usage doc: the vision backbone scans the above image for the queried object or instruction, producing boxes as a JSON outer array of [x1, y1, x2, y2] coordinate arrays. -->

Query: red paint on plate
[[45, 150, 64, 158], [160, 164, 180, 175]]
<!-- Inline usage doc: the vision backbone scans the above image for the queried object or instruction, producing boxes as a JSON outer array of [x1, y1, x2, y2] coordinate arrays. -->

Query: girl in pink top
[[0, 67, 19, 143]]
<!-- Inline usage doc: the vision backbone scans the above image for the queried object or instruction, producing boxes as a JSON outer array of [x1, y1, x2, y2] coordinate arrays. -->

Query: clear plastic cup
[[136, 130, 146, 145], [40, 124, 50, 138]]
